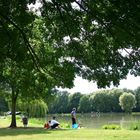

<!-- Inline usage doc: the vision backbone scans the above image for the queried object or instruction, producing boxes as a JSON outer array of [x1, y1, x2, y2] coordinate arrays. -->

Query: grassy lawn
[[0, 128, 140, 140], [0, 117, 140, 140]]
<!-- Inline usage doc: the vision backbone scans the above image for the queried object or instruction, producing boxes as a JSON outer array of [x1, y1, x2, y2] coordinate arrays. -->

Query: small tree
[[119, 92, 136, 113], [134, 87, 140, 111], [109, 89, 123, 112], [68, 92, 83, 112], [48, 91, 70, 113], [0, 97, 9, 114], [78, 95, 92, 113], [90, 90, 112, 112]]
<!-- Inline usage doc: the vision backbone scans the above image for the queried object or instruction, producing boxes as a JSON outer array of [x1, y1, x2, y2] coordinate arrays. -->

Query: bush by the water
[[102, 124, 121, 130]]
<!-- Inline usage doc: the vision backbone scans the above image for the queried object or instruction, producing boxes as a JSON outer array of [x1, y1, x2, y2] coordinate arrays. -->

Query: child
[[22, 115, 28, 127], [44, 120, 51, 129]]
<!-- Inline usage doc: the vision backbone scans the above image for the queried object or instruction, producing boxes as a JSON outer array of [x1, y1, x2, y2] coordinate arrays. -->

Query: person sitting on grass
[[50, 116, 60, 129]]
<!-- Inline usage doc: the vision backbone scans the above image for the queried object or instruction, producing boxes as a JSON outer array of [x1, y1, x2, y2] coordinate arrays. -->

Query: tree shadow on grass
[[0, 127, 71, 136]]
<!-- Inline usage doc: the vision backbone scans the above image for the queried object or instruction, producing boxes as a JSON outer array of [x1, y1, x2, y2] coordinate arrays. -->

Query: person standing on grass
[[22, 115, 28, 127], [71, 108, 76, 125]]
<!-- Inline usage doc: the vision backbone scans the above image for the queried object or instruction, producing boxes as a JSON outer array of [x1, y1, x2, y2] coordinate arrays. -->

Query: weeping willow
[[17, 99, 48, 118]]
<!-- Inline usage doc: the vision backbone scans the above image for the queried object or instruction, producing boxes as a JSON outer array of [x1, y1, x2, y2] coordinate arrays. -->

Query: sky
[[58, 75, 140, 94]]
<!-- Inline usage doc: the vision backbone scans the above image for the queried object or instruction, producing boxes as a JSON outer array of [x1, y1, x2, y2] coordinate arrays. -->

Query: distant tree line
[[1, 87, 140, 116], [48, 87, 140, 114]]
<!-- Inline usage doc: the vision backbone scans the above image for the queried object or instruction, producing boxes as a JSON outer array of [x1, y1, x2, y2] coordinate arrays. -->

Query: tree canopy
[[0, 0, 140, 87], [0, 0, 140, 127]]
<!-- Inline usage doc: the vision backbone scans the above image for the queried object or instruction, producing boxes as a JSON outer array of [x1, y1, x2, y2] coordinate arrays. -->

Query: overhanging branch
[[0, 13, 40, 71]]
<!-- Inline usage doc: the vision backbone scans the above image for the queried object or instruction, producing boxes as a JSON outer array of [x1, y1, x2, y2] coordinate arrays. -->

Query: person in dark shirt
[[22, 115, 28, 127], [71, 108, 76, 125]]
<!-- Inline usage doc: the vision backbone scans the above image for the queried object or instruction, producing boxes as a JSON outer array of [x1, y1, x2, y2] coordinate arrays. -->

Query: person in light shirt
[[50, 116, 60, 129]]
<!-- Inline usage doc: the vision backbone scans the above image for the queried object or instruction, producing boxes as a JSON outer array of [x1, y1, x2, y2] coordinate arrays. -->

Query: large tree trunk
[[9, 87, 18, 128]]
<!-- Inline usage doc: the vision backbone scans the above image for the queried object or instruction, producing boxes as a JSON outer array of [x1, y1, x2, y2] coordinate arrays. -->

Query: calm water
[[45, 113, 140, 129]]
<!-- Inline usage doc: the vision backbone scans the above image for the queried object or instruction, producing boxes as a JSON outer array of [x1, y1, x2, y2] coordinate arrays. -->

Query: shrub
[[60, 123, 71, 129], [102, 124, 121, 130]]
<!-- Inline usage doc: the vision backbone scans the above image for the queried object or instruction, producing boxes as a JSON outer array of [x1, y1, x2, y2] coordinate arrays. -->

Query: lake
[[45, 113, 140, 129]]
